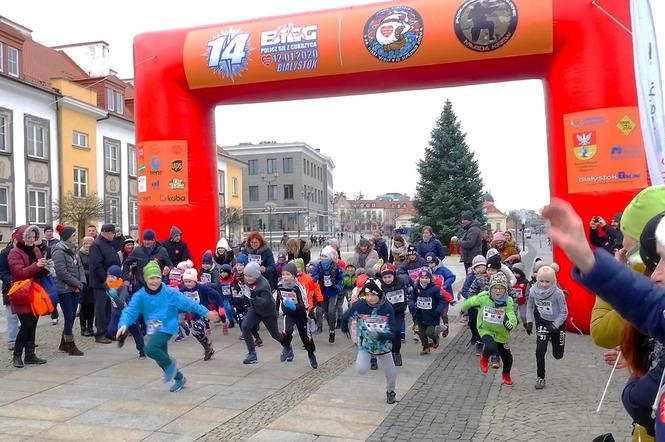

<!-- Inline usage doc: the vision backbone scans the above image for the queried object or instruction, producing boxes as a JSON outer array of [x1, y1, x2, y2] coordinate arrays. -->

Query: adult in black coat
[[88, 224, 121, 343], [372, 231, 389, 263], [161, 225, 191, 266], [122, 229, 173, 290]]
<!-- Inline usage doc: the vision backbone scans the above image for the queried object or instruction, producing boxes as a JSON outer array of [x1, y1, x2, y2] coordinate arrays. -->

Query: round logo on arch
[[363, 6, 424, 63], [454, 0, 518, 52]]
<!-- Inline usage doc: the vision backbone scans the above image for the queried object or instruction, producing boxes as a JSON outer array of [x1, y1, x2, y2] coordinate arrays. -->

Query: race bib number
[[280, 290, 298, 303], [536, 300, 553, 316], [248, 254, 262, 265], [201, 273, 211, 284], [323, 275, 333, 288], [184, 290, 200, 303], [359, 314, 388, 335], [482, 307, 505, 325], [386, 289, 405, 304], [241, 285, 252, 299], [221, 285, 231, 297], [417, 297, 433, 310], [514, 288, 523, 299], [146, 319, 163, 335]]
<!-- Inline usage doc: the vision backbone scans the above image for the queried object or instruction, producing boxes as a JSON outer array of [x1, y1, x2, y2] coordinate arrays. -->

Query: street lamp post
[[261, 172, 278, 247], [265, 202, 276, 250], [303, 187, 314, 240]]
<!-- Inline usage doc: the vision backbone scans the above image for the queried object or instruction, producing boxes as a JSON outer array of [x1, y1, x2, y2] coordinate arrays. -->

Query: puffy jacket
[[298, 273, 323, 311], [179, 282, 223, 320], [7, 225, 49, 314], [401, 256, 427, 273], [51, 241, 85, 294], [431, 264, 456, 296], [459, 221, 483, 264], [341, 297, 396, 355], [247, 275, 277, 317], [242, 246, 276, 287], [417, 238, 446, 260], [382, 278, 408, 314], [410, 282, 446, 326], [622, 356, 663, 438], [119, 283, 209, 335], [89, 236, 121, 289], [354, 250, 379, 269], [311, 262, 344, 298], [590, 297, 625, 349], [461, 291, 517, 344], [122, 244, 172, 289], [373, 238, 389, 262]]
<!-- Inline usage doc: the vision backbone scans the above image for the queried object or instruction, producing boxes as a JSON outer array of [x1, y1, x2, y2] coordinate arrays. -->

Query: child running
[[231, 255, 262, 344], [180, 269, 224, 361], [105, 265, 145, 358], [379, 264, 408, 366], [526, 265, 568, 390], [461, 272, 516, 386], [341, 278, 398, 404], [117, 261, 219, 392], [410, 268, 446, 355]]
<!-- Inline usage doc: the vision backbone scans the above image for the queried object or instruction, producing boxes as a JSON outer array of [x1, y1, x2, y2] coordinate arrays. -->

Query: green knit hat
[[143, 261, 162, 281], [292, 258, 305, 272], [621, 185, 665, 241]]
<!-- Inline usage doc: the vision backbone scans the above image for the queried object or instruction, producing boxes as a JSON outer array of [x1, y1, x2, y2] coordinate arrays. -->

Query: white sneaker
[[52, 318, 59, 326]]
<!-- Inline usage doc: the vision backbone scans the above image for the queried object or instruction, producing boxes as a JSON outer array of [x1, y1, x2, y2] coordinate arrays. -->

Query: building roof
[[351, 199, 414, 210], [223, 141, 335, 168], [484, 202, 506, 217], [22, 38, 88, 91], [217, 146, 247, 165]]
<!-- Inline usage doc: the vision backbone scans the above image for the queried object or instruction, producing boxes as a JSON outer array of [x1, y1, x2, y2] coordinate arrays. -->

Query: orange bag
[[30, 281, 54, 316], [7, 279, 33, 305]]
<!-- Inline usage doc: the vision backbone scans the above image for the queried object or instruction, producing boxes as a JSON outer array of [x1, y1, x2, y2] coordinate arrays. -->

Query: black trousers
[[392, 311, 405, 354], [93, 288, 111, 337], [482, 335, 513, 375], [535, 318, 566, 378], [14, 313, 38, 356], [283, 307, 315, 354], [241, 307, 284, 353], [468, 307, 482, 343], [79, 303, 95, 331]]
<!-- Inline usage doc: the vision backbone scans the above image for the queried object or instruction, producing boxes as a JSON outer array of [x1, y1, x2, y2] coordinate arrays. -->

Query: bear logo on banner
[[454, 0, 518, 52]]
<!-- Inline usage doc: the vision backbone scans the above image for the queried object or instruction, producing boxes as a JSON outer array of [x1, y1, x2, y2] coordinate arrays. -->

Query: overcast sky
[[3, 1, 664, 212]]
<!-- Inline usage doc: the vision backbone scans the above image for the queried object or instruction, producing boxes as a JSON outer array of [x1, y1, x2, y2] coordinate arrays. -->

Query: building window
[[249, 185, 259, 201], [104, 139, 120, 173], [26, 119, 48, 159], [0, 110, 10, 152], [73, 167, 88, 198], [284, 184, 294, 200], [248, 159, 258, 176], [283, 157, 293, 174], [8, 47, 19, 77], [232, 177, 239, 197], [0, 43, 3, 73], [268, 184, 277, 201], [0, 186, 9, 223], [218, 170, 225, 195], [116, 92, 124, 115], [28, 189, 47, 224], [106, 89, 115, 111], [267, 158, 276, 174], [129, 200, 138, 226], [72, 131, 88, 148], [106, 197, 119, 224], [128, 144, 136, 177]]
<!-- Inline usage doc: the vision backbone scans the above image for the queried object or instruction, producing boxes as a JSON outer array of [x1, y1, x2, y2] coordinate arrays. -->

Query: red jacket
[[8, 225, 48, 314]]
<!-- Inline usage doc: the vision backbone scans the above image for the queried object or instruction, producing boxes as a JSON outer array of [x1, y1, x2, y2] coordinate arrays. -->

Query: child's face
[[146, 276, 162, 291], [428, 261, 436, 269], [474, 265, 486, 275], [365, 292, 379, 305], [202, 264, 212, 271], [282, 271, 294, 284], [491, 286, 507, 298], [278, 256, 286, 263], [236, 264, 245, 273], [419, 276, 430, 287], [183, 279, 197, 289], [221, 271, 230, 279], [382, 274, 394, 285], [346, 267, 356, 276], [486, 268, 499, 277], [169, 277, 181, 286], [360, 245, 368, 253], [537, 278, 554, 290]]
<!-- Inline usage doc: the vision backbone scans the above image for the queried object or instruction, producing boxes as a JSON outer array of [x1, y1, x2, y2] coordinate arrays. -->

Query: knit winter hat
[[143, 261, 161, 280], [169, 268, 183, 281], [244, 262, 261, 278], [549, 262, 560, 273], [220, 263, 233, 275], [536, 266, 557, 283], [169, 225, 182, 240], [283, 262, 298, 277], [177, 259, 194, 272], [124, 237, 135, 245], [321, 245, 336, 260], [236, 254, 249, 265], [532, 260, 546, 275], [278, 252, 287, 260], [56, 224, 76, 242], [380, 263, 396, 276], [511, 262, 526, 279], [493, 231, 506, 242], [407, 244, 417, 256], [640, 212, 665, 272], [101, 223, 115, 233], [107, 265, 122, 278], [143, 229, 156, 241], [292, 258, 305, 271], [418, 267, 433, 282], [202, 250, 213, 265], [461, 210, 474, 221], [486, 254, 502, 270], [363, 278, 384, 297], [425, 252, 439, 266], [621, 185, 665, 241], [612, 212, 623, 223], [489, 272, 509, 291], [182, 268, 198, 282], [486, 248, 499, 259], [472, 255, 487, 268]]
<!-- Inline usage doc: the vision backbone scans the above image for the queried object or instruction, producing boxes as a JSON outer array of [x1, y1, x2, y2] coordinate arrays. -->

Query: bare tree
[[221, 207, 243, 244], [52, 193, 105, 242]]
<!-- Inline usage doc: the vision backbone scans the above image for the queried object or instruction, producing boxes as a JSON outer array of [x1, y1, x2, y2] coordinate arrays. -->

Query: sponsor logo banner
[[137, 140, 189, 206]]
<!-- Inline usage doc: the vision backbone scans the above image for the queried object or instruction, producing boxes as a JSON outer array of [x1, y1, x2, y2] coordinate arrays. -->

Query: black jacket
[[590, 225, 623, 255], [122, 243, 173, 289], [162, 239, 191, 266], [248, 275, 277, 317], [0, 243, 13, 305], [373, 238, 389, 263], [89, 236, 121, 289]]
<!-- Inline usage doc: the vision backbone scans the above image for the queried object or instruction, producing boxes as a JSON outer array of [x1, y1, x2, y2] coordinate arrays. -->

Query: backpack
[[30, 281, 54, 316]]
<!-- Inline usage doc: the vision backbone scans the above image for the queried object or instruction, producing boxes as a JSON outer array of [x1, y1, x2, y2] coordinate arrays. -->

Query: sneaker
[[222, 323, 229, 336], [255, 337, 263, 347], [329, 332, 335, 343], [430, 340, 440, 349], [502, 373, 513, 386], [239, 335, 245, 340], [174, 334, 186, 343], [535, 377, 546, 390], [163, 360, 178, 382], [95, 336, 112, 344], [479, 354, 489, 373], [170, 376, 187, 393], [491, 355, 501, 369], [8, 343, 14, 351], [393, 353, 403, 367], [280, 345, 294, 362], [441, 326, 449, 338], [52, 318, 59, 326], [139, 350, 146, 359], [420, 347, 431, 356], [386, 390, 397, 404], [183, 324, 191, 337], [308, 352, 318, 369], [474, 341, 483, 356], [370, 357, 378, 370], [204, 345, 215, 361], [243, 351, 258, 364]]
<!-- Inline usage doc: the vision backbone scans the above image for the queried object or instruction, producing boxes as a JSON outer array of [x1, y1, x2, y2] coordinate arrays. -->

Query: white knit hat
[[182, 268, 198, 282]]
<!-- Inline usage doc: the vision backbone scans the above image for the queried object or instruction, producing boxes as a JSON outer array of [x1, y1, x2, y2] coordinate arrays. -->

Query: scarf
[[491, 292, 509, 304], [321, 259, 332, 270], [529, 283, 558, 300], [391, 243, 407, 258]]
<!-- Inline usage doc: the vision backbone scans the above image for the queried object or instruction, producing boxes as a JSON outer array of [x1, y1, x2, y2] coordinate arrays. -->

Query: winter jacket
[[341, 297, 396, 355], [382, 278, 408, 314], [241, 246, 276, 286], [247, 275, 277, 317], [7, 225, 49, 314], [89, 236, 121, 289], [513, 279, 528, 306], [622, 356, 664, 437], [417, 238, 446, 260], [342, 273, 357, 291], [590, 297, 625, 349], [461, 272, 476, 299], [51, 241, 86, 294], [122, 244, 172, 289], [287, 239, 311, 265], [107, 283, 131, 310], [526, 284, 568, 328], [119, 283, 209, 335], [389, 243, 408, 267], [199, 265, 220, 285], [373, 238, 389, 263], [0, 242, 13, 305], [354, 249, 379, 269], [431, 264, 456, 296], [276, 280, 310, 314], [468, 274, 490, 297], [410, 282, 446, 326], [495, 244, 520, 262], [179, 282, 223, 320], [162, 237, 191, 266], [298, 272, 323, 311], [461, 291, 517, 344], [311, 262, 344, 298], [78, 250, 94, 305], [401, 256, 427, 274], [590, 225, 624, 255], [459, 221, 483, 264]]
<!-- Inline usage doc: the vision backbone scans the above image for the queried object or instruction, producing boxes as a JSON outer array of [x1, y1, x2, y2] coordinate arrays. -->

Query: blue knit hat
[[107, 265, 122, 278], [220, 263, 232, 274], [202, 250, 213, 265], [236, 254, 248, 265]]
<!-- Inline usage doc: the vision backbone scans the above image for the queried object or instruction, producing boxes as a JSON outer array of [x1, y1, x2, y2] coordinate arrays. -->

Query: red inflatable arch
[[134, 0, 651, 333]]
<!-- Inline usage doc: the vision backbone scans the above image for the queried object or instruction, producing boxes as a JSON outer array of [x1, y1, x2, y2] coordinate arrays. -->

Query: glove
[[525, 322, 533, 335], [283, 298, 297, 311], [546, 322, 558, 333], [343, 330, 351, 340], [503, 316, 514, 331], [218, 307, 226, 322]]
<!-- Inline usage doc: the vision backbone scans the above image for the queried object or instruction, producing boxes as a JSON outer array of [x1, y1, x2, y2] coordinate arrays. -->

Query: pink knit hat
[[493, 231, 506, 242]]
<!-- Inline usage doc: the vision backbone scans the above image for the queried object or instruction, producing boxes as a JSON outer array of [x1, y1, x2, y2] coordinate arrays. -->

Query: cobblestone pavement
[[369, 323, 634, 442]]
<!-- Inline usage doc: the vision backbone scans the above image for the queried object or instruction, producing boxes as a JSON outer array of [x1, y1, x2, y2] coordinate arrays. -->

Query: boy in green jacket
[[461, 272, 516, 386]]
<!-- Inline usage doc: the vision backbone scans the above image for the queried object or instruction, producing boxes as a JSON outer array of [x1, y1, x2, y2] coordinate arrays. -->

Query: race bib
[[241, 285, 252, 299], [221, 285, 231, 297], [514, 288, 523, 299], [359, 314, 388, 335], [201, 273, 211, 284], [184, 290, 200, 303], [536, 300, 553, 316], [323, 274, 333, 287], [417, 297, 433, 310], [482, 307, 505, 325], [146, 319, 163, 336], [280, 289, 298, 303], [386, 289, 405, 304], [248, 254, 262, 265]]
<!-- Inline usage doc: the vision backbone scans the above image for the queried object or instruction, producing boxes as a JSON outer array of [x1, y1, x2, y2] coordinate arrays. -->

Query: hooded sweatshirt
[[214, 238, 236, 266], [461, 291, 517, 344], [526, 284, 568, 328], [162, 226, 191, 266], [341, 296, 396, 355]]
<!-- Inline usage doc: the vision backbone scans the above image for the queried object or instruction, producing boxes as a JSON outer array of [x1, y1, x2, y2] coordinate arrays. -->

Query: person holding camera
[[589, 213, 623, 255]]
